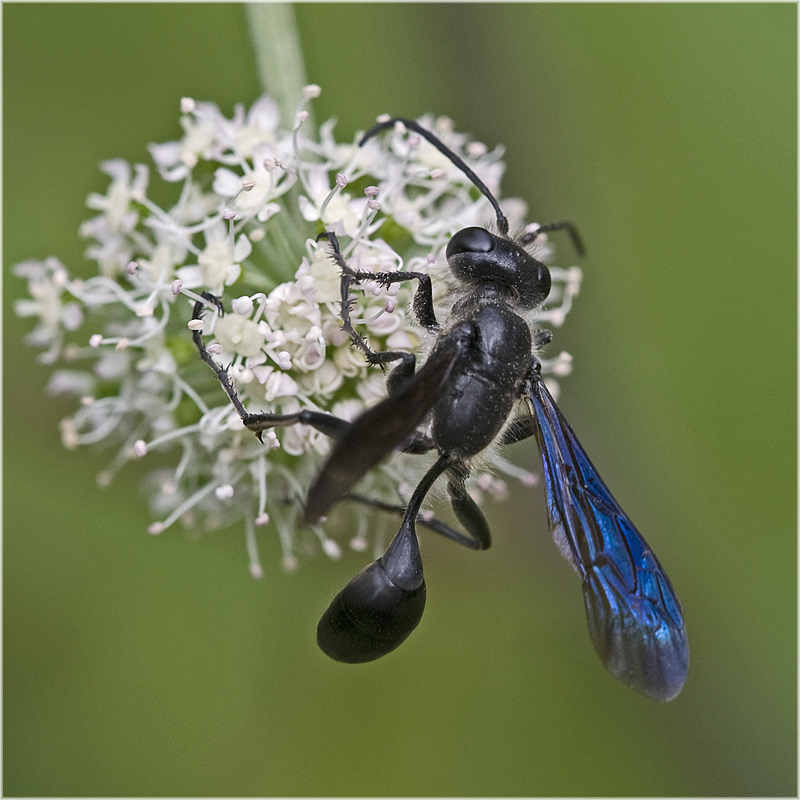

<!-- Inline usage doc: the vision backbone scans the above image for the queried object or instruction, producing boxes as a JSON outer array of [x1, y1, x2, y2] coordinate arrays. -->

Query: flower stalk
[[245, 4, 311, 125]]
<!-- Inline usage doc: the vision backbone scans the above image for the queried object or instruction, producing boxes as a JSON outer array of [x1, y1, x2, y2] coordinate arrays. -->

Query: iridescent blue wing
[[525, 371, 688, 701]]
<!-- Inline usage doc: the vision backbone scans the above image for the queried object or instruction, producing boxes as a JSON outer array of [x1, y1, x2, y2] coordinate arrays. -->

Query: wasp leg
[[318, 230, 438, 331], [316, 231, 437, 384], [316, 231, 420, 396], [342, 487, 485, 551], [191, 293, 351, 441], [400, 432, 435, 454], [357, 267, 438, 331], [331, 452, 490, 552], [343, 265, 438, 331], [446, 460, 491, 550]]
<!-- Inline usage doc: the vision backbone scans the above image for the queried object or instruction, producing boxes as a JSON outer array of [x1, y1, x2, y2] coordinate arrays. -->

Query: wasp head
[[446, 227, 551, 309]]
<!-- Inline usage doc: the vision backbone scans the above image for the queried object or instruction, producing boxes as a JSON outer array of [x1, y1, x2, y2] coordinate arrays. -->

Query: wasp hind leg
[[445, 460, 491, 550]]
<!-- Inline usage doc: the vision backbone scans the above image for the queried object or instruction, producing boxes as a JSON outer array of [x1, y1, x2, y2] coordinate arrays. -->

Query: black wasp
[[192, 118, 688, 702]]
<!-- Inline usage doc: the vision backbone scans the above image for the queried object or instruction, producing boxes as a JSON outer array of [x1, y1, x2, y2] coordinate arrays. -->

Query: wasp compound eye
[[446, 226, 496, 258]]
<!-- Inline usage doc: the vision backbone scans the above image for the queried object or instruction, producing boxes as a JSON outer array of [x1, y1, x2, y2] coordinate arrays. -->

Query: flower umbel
[[15, 90, 582, 577]]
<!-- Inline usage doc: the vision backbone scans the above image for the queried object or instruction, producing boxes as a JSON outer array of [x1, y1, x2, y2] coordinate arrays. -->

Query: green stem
[[245, 4, 316, 277], [245, 4, 311, 125]]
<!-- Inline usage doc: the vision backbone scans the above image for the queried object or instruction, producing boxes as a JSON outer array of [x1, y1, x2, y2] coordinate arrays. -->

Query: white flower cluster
[[14, 88, 582, 577]]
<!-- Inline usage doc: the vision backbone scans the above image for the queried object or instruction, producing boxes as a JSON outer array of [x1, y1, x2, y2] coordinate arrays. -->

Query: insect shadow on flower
[[191, 117, 688, 703]]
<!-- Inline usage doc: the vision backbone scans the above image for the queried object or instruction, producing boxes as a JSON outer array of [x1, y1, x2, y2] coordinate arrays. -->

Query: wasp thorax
[[446, 227, 551, 308]]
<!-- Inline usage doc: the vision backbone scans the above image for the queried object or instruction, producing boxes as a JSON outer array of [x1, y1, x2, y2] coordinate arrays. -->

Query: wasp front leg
[[316, 231, 438, 393], [191, 293, 350, 441]]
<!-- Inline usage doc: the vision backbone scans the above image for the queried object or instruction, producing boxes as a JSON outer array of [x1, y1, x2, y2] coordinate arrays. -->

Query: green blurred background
[[4, 3, 796, 796]]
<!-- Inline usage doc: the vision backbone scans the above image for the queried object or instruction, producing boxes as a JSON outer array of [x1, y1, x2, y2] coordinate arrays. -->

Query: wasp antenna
[[360, 117, 509, 237], [520, 219, 585, 257]]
